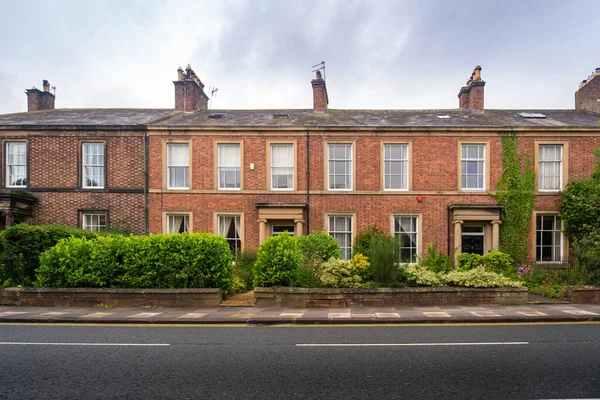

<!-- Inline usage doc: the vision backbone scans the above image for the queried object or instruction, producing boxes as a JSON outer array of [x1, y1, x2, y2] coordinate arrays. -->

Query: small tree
[[352, 224, 392, 260]]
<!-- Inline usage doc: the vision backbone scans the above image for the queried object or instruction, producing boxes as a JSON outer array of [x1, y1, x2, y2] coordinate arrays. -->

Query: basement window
[[208, 113, 228, 119], [517, 112, 546, 119]]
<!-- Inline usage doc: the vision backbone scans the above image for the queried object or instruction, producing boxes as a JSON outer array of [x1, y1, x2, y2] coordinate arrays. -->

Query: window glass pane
[[328, 144, 352, 190], [328, 216, 352, 259], [536, 215, 562, 262], [167, 144, 189, 166], [6, 142, 27, 187], [539, 145, 562, 190], [461, 145, 485, 190], [82, 213, 107, 232], [218, 215, 242, 253], [394, 216, 418, 264], [167, 214, 189, 234]]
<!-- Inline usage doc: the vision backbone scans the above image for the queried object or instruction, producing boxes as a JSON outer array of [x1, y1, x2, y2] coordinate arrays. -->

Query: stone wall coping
[[9, 287, 221, 294], [566, 285, 600, 292], [255, 287, 527, 294]]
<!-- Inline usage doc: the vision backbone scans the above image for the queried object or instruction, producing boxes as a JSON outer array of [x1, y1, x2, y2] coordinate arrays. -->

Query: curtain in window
[[6, 142, 27, 186], [218, 144, 240, 188], [168, 215, 184, 233], [271, 144, 293, 189], [539, 145, 561, 190], [83, 143, 105, 187], [168, 144, 189, 188], [219, 216, 233, 236]]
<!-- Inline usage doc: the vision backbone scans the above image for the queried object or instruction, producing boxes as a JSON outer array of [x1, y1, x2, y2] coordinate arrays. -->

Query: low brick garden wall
[[566, 286, 600, 304], [254, 287, 528, 308], [0, 287, 222, 307]]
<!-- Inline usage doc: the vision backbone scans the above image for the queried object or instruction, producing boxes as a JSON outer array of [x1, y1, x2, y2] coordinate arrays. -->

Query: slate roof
[[0, 108, 598, 129]]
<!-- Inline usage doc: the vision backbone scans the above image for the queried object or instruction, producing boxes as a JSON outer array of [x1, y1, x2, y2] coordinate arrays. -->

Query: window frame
[[214, 212, 244, 253], [326, 213, 355, 260], [163, 141, 192, 191], [382, 142, 411, 191], [81, 141, 106, 189], [215, 141, 243, 191], [5, 140, 28, 188], [535, 141, 568, 193], [80, 211, 108, 232], [458, 141, 489, 192], [267, 141, 296, 191], [326, 142, 355, 192], [164, 212, 192, 234], [533, 212, 564, 263], [390, 213, 421, 265]]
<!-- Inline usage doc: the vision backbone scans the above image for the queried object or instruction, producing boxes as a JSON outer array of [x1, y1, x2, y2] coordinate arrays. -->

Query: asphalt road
[[1, 323, 599, 399]]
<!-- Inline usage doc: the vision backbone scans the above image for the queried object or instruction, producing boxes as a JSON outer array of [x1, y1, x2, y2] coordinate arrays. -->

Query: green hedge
[[0, 224, 100, 287], [37, 233, 234, 292], [253, 232, 300, 287]]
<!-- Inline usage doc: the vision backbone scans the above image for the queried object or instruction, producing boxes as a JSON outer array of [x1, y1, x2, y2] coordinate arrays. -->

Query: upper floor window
[[536, 214, 562, 262], [82, 212, 106, 232], [218, 144, 241, 190], [167, 143, 189, 189], [271, 144, 294, 190], [328, 144, 352, 190], [167, 214, 190, 234], [328, 215, 353, 259], [6, 142, 27, 188], [461, 144, 485, 190], [82, 143, 105, 189], [384, 144, 408, 190], [538, 144, 563, 191], [394, 216, 418, 264]]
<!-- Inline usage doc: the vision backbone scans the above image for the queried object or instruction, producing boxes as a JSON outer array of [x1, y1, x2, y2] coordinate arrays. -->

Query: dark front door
[[462, 226, 484, 255]]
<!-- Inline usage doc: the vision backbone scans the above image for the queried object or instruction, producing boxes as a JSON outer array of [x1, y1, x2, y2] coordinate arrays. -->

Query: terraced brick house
[[0, 65, 599, 265]]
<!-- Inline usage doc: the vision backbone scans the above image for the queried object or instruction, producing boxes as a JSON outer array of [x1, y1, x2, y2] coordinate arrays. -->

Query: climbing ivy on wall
[[492, 132, 536, 263]]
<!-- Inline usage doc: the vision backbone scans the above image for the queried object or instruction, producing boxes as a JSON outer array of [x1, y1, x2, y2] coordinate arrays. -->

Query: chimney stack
[[311, 70, 329, 113], [174, 65, 209, 112], [458, 66, 485, 112], [25, 80, 55, 112], [575, 67, 600, 113]]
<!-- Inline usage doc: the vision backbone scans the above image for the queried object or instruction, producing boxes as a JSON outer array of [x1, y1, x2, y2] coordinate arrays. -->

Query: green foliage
[[351, 252, 372, 281], [481, 251, 514, 274], [352, 224, 392, 260], [36, 233, 234, 292], [559, 146, 600, 243], [493, 132, 536, 263], [570, 232, 600, 285], [419, 244, 451, 273], [519, 261, 592, 298], [0, 224, 100, 287], [443, 266, 523, 288], [456, 253, 483, 271], [319, 258, 362, 288], [370, 236, 400, 286], [234, 248, 257, 290], [295, 232, 341, 288], [403, 264, 442, 286], [253, 232, 301, 287]]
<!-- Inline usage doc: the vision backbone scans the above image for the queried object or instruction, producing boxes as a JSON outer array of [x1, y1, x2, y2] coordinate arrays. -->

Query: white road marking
[[0, 342, 169, 347], [470, 311, 500, 317], [38, 312, 67, 316], [517, 311, 548, 317], [81, 312, 114, 318], [128, 312, 162, 318], [177, 313, 207, 319], [0, 312, 28, 316], [296, 342, 529, 347], [423, 312, 451, 318], [375, 313, 401, 318], [560, 309, 599, 316]]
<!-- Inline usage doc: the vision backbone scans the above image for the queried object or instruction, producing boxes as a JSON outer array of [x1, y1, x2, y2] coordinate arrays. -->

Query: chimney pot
[[458, 65, 485, 112], [174, 64, 209, 112], [26, 79, 55, 111], [311, 71, 328, 113], [575, 66, 600, 113]]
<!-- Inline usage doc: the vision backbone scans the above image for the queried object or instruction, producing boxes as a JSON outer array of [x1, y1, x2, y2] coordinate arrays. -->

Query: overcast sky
[[1, 0, 599, 114]]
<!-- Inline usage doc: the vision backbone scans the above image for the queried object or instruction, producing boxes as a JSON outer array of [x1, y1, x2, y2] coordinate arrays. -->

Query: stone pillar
[[5, 213, 14, 228], [294, 219, 304, 237], [453, 220, 464, 267], [491, 220, 501, 251], [258, 219, 267, 244]]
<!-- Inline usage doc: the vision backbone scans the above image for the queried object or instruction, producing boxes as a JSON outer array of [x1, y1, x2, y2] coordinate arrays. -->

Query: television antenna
[[312, 61, 326, 80], [209, 87, 218, 109]]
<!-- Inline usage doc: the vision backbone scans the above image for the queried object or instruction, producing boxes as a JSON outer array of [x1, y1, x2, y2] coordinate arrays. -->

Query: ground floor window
[[218, 215, 241, 253], [328, 215, 353, 259], [394, 216, 418, 264], [536, 214, 562, 262], [166, 214, 189, 234], [82, 212, 107, 232]]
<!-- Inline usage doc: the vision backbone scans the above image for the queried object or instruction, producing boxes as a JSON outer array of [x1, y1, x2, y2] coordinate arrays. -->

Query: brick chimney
[[311, 70, 329, 113], [25, 80, 55, 112], [173, 65, 209, 112], [457, 66, 485, 112], [575, 67, 600, 113]]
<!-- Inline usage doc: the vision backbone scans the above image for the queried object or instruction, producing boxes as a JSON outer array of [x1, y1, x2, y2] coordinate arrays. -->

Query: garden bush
[[253, 232, 301, 287], [352, 224, 391, 260], [37, 233, 234, 292], [351, 253, 371, 281], [481, 251, 514, 274], [403, 264, 442, 286], [295, 232, 340, 288], [234, 248, 257, 290], [443, 266, 522, 288], [456, 253, 483, 271], [0, 224, 101, 287], [370, 236, 400, 286], [419, 244, 451, 273], [319, 258, 361, 288]]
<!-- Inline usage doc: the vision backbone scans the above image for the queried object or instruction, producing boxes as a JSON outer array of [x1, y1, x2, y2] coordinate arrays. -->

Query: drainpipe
[[306, 129, 310, 234], [143, 133, 148, 235], [447, 205, 451, 257]]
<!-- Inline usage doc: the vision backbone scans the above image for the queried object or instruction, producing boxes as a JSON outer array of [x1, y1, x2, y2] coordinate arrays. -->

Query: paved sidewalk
[[1, 304, 600, 324]]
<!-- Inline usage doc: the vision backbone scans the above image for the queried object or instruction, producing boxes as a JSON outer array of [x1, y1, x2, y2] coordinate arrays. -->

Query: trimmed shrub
[[352, 224, 391, 260], [295, 232, 340, 288], [443, 266, 522, 288], [37, 233, 234, 292], [403, 264, 443, 286], [370, 236, 400, 286], [481, 251, 514, 274], [419, 244, 451, 273], [319, 258, 361, 288], [456, 253, 483, 271], [1, 224, 100, 287], [253, 232, 301, 287]]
